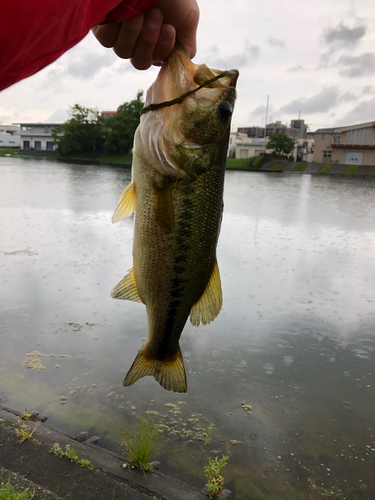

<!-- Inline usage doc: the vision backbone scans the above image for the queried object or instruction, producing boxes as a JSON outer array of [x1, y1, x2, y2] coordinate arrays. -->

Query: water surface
[[1, 158, 375, 499]]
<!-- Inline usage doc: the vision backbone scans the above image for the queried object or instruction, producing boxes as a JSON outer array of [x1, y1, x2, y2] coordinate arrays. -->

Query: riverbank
[[2, 149, 374, 177], [226, 158, 375, 176], [0, 405, 211, 500]]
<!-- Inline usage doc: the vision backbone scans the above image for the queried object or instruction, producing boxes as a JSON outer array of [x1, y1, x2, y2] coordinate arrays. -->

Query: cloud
[[204, 40, 260, 69], [268, 36, 285, 48], [341, 97, 375, 125], [323, 23, 367, 48], [337, 53, 375, 77], [46, 108, 69, 123], [287, 65, 306, 73], [66, 52, 116, 79], [362, 85, 375, 94], [338, 92, 357, 103], [279, 86, 339, 114]]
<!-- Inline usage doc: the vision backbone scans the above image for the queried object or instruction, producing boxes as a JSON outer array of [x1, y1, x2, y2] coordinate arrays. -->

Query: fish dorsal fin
[[153, 180, 175, 234], [124, 344, 187, 393], [190, 259, 223, 326], [112, 182, 136, 223], [111, 268, 142, 303]]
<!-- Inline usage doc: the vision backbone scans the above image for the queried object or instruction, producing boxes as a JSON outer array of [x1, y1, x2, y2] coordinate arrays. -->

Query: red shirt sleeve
[[0, 0, 159, 92]]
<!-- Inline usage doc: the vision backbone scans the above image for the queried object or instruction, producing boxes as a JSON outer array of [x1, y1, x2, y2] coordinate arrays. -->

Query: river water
[[1, 158, 375, 499]]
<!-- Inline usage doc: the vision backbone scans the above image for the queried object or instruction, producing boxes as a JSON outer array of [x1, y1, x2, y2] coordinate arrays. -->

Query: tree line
[[52, 91, 144, 156]]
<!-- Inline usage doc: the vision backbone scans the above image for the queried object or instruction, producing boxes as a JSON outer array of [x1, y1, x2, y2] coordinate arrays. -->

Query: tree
[[104, 91, 144, 154], [266, 133, 296, 156], [52, 104, 106, 156]]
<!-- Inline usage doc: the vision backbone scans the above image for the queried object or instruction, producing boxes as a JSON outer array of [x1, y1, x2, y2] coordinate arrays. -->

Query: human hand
[[92, 0, 199, 70]]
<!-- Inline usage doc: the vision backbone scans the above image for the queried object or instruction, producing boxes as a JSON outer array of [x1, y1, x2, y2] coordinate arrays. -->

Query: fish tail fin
[[124, 344, 187, 393]]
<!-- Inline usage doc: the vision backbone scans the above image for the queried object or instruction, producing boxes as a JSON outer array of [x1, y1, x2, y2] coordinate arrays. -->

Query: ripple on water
[[352, 348, 370, 360], [263, 363, 275, 375], [329, 419, 339, 428], [341, 401, 353, 410], [283, 356, 294, 366]]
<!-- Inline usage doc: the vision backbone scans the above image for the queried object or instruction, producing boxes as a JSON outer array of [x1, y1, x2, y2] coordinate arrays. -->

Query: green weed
[[14, 424, 37, 444], [204, 425, 229, 499], [122, 418, 159, 472], [49, 443, 97, 471], [0, 480, 34, 500]]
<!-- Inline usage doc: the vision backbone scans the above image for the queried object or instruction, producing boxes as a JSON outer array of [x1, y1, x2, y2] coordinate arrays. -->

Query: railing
[[331, 143, 375, 149]]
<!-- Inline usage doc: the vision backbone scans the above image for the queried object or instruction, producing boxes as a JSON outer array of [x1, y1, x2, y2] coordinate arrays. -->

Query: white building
[[17, 123, 63, 151], [228, 132, 268, 158], [0, 124, 20, 148]]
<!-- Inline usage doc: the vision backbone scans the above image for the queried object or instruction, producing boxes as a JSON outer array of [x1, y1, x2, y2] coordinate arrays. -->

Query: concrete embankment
[[0, 406, 209, 500]]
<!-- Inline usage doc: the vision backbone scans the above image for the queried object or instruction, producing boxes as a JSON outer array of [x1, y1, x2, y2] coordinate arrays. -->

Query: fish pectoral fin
[[190, 259, 223, 327], [111, 268, 142, 302], [112, 182, 136, 223], [153, 180, 175, 234], [124, 345, 187, 393]]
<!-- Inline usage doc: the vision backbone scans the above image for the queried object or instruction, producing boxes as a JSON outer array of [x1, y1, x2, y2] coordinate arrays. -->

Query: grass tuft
[[122, 418, 159, 472], [0, 480, 34, 500]]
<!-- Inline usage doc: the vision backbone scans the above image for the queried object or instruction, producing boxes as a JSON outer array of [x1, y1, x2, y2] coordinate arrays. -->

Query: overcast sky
[[0, 0, 374, 132]]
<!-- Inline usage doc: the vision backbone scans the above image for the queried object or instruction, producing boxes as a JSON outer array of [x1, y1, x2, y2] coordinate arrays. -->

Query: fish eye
[[217, 101, 233, 120]]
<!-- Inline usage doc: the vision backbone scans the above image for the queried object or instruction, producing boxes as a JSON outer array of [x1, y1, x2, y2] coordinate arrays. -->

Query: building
[[229, 133, 268, 158], [16, 123, 62, 151], [101, 111, 117, 119], [237, 126, 265, 138], [265, 119, 307, 139], [0, 124, 20, 148], [314, 121, 375, 165]]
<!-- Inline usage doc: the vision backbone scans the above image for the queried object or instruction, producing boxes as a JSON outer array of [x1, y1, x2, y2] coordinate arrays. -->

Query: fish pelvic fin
[[124, 345, 187, 393], [190, 258, 223, 327], [112, 182, 136, 223], [111, 268, 142, 303]]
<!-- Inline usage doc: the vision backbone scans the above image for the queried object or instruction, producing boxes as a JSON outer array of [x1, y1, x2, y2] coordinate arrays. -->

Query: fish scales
[[111, 46, 238, 392]]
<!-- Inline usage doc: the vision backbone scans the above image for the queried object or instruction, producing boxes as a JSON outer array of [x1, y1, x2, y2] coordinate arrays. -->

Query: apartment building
[[314, 121, 375, 165], [0, 124, 20, 147], [17, 123, 62, 151]]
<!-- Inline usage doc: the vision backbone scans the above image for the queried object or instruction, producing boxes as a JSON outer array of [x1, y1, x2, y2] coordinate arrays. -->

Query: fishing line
[[140, 70, 238, 116]]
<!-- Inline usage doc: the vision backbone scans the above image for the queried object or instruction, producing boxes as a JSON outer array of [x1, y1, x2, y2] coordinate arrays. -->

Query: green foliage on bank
[[52, 92, 144, 158], [266, 133, 296, 155], [52, 105, 106, 156], [104, 92, 143, 155], [294, 162, 307, 172], [225, 157, 251, 169], [0, 148, 19, 156], [345, 165, 359, 175], [318, 164, 332, 174]]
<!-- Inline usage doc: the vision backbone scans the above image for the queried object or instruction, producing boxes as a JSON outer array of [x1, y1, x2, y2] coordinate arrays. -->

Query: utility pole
[[263, 95, 269, 138]]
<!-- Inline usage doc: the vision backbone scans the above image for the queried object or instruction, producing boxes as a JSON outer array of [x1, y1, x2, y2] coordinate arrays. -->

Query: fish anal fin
[[112, 182, 136, 223], [124, 345, 187, 393], [190, 259, 223, 327], [153, 180, 175, 234], [111, 268, 142, 303]]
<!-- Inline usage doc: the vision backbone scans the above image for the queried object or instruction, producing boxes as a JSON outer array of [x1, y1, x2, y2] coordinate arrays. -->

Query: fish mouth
[[143, 45, 239, 113]]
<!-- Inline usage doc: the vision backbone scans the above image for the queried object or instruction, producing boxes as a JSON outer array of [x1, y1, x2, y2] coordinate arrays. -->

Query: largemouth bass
[[112, 45, 238, 393]]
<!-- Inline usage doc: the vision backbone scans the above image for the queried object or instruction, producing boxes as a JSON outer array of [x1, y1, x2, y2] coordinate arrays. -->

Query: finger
[[175, 7, 199, 59], [130, 8, 164, 70], [113, 13, 144, 59], [152, 24, 175, 66], [92, 23, 122, 48]]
